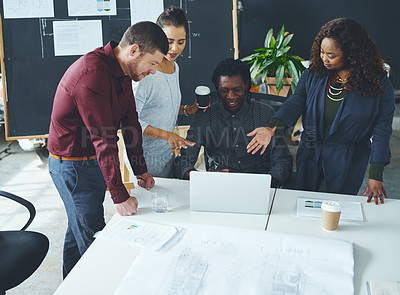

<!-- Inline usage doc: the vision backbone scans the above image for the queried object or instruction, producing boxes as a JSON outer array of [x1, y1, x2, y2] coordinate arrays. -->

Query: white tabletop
[[268, 188, 400, 295], [131, 177, 271, 229], [54, 178, 271, 295]]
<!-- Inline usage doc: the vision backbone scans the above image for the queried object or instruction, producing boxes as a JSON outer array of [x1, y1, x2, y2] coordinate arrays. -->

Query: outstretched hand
[[363, 179, 388, 205], [246, 127, 276, 155], [167, 132, 195, 156]]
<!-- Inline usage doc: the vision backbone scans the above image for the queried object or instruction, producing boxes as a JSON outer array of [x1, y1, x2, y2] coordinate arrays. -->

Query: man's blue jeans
[[48, 156, 107, 278]]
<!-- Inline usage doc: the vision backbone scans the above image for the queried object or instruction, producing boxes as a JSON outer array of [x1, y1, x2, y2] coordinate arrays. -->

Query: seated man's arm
[[267, 131, 294, 186], [257, 102, 293, 186], [178, 113, 207, 179]]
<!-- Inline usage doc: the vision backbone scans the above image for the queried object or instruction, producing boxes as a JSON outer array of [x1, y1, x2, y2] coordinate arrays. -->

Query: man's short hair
[[211, 58, 251, 91], [119, 21, 169, 55]]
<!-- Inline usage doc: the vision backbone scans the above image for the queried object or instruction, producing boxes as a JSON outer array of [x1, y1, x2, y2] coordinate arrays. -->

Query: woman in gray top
[[133, 7, 198, 177]]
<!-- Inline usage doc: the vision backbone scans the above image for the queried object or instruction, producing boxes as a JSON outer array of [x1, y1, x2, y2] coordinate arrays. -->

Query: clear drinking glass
[[151, 189, 169, 213]]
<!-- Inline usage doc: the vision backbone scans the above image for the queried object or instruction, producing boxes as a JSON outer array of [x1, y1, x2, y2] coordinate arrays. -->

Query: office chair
[[0, 190, 49, 295]]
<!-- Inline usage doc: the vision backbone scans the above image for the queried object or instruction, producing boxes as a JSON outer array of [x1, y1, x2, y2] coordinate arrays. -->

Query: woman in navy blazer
[[246, 18, 395, 204]]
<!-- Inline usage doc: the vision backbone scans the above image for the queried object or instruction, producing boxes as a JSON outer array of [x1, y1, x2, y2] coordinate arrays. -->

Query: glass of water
[[151, 189, 169, 213]]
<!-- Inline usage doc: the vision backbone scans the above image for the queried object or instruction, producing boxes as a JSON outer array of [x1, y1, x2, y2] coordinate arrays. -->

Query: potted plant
[[241, 25, 306, 96]]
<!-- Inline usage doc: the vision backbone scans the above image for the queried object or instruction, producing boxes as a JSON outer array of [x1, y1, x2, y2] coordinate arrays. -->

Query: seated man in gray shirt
[[177, 58, 293, 186]]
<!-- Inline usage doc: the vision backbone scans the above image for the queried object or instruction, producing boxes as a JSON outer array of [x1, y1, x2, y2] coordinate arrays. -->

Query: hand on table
[[114, 196, 138, 216], [136, 172, 155, 190], [363, 179, 388, 205]]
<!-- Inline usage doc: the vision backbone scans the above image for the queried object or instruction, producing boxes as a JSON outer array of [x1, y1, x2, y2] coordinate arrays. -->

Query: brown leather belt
[[50, 153, 97, 161]]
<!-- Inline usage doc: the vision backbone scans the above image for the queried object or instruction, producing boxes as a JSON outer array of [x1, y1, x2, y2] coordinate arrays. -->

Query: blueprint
[[114, 223, 354, 295]]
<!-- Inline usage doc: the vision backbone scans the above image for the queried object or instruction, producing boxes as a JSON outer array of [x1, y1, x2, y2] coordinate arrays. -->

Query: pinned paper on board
[[67, 0, 117, 16], [2, 0, 54, 19], [130, 0, 163, 24], [53, 20, 103, 56]]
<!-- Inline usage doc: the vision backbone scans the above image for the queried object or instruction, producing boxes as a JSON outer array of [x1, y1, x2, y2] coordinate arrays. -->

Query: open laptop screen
[[190, 171, 272, 215]]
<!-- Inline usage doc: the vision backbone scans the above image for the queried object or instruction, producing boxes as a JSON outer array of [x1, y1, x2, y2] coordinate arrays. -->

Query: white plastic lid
[[321, 200, 341, 212], [195, 85, 211, 95]]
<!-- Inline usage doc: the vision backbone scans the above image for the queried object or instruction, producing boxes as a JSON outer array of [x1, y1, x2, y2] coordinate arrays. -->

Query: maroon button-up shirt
[[48, 41, 147, 204]]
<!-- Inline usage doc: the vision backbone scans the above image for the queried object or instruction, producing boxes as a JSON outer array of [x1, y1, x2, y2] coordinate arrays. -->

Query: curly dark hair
[[309, 18, 386, 98], [211, 58, 251, 92]]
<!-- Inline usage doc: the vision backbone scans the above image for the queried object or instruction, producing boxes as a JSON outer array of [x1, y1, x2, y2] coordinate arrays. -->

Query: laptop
[[190, 171, 272, 215]]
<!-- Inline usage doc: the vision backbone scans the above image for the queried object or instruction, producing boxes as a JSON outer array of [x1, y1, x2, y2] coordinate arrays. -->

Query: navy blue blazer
[[275, 69, 395, 194]]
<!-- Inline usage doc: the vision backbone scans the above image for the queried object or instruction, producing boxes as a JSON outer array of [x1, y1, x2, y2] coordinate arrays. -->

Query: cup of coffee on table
[[321, 200, 341, 231]]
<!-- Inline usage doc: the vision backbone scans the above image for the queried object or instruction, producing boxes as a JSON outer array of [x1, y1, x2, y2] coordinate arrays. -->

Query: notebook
[[189, 171, 272, 215]]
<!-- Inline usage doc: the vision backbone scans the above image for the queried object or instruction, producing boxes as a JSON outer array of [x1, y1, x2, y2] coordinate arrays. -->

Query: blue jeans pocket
[[49, 157, 79, 194]]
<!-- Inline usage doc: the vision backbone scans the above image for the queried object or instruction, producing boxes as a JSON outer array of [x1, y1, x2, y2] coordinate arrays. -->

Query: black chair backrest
[[250, 92, 287, 103], [0, 190, 36, 230]]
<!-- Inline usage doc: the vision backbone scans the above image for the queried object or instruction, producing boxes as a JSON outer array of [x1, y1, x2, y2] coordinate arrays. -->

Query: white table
[[54, 178, 272, 295], [129, 177, 271, 230], [54, 180, 399, 295], [268, 188, 400, 295]]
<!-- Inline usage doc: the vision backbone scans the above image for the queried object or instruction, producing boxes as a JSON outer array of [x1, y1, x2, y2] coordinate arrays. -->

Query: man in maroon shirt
[[48, 22, 168, 277]]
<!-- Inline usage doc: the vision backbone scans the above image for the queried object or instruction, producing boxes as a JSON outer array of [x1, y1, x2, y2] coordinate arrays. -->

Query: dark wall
[[1, 0, 131, 137], [1, 0, 233, 136], [238, 0, 400, 89], [165, 0, 234, 125]]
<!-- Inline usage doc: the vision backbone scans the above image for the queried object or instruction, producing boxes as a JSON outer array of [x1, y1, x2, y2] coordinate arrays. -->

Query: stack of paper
[[96, 215, 183, 251], [296, 197, 365, 222]]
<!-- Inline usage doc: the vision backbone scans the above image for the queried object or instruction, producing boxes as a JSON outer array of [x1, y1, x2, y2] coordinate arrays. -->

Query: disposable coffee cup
[[321, 201, 341, 231], [195, 86, 211, 109]]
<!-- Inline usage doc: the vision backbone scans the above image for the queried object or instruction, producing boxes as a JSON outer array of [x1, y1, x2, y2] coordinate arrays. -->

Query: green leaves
[[276, 46, 290, 57], [282, 33, 294, 47], [275, 65, 285, 94], [241, 53, 258, 62], [241, 24, 306, 96], [287, 60, 299, 83], [264, 28, 274, 48], [258, 57, 277, 82], [275, 25, 286, 48]]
